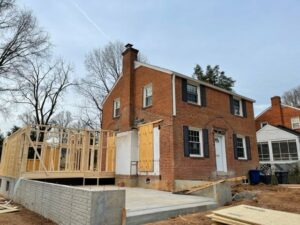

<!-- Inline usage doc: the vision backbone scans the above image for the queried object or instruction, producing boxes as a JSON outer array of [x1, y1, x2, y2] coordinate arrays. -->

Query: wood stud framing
[[0, 125, 116, 179]]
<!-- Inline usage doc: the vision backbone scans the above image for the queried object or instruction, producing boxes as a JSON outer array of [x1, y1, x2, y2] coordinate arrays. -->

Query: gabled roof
[[255, 104, 300, 119], [135, 61, 255, 102], [276, 125, 300, 137], [257, 124, 300, 141]]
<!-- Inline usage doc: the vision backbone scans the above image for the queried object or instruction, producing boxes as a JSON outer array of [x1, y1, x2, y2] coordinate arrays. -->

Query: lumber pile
[[207, 204, 300, 225], [186, 176, 246, 194], [0, 203, 18, 214]]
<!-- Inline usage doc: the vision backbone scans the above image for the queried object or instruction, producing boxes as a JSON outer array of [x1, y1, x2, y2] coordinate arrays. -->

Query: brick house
[[255, 96, 300, 132], [255, 96, 300, 167], [102, 44, 259, 191]]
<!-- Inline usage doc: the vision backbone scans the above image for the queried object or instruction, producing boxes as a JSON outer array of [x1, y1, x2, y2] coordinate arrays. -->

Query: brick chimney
[[271, 96, 284, 125], [121, 43, 139, 130], [271, 96, 281, 107]]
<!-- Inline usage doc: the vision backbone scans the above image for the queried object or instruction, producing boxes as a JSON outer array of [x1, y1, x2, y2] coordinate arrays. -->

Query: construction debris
[[185, 176, 247, 194], [207, 204, 300, 225], [0, 203, 19, 214]]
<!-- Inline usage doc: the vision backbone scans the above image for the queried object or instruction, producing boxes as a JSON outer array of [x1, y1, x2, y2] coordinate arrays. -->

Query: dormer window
[[113, 98, 120, 117], [260, 122, 268, 128], [291, 117, 300, 129]]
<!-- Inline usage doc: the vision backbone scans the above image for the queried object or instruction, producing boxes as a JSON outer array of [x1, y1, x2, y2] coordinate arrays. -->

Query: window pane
[[187, 84, 198, 103], [233, 99, 240, 115], [288, 141, 298, 160], [272, 142, 281, 160], [189, 142, 200, 155], [237, 147, 245, 158], [188, 129, 201, 155], [146, 96, 152, 106]]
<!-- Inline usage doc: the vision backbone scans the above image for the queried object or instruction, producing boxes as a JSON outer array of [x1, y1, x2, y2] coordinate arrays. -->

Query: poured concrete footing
[[80, 186, 217, 225]]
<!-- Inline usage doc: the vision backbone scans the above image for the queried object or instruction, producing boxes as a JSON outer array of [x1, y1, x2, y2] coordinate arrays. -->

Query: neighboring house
[[257, 125, 300, 165], [255, 96, 300, 169], [102, 44, 259, 191], [255, 96, 300, 132]]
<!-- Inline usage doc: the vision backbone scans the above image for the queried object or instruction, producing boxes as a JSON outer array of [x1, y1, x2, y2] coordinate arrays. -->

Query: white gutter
[[172, 74, 176, 116]]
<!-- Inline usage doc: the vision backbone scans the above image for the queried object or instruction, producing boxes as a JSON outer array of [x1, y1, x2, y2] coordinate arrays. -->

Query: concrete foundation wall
[[2, 178, 125, 225], [0, 176, 16, 198]]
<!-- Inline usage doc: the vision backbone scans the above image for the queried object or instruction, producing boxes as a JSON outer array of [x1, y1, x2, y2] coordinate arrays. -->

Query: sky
[[1, 0, 300, 133]]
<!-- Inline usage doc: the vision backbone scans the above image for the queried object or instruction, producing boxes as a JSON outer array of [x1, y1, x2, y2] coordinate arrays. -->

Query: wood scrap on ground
[[185, 176, 246, 194], [279, 184, 300, 189], [207, 204, 300, 225], [0, 203, 19, 214]]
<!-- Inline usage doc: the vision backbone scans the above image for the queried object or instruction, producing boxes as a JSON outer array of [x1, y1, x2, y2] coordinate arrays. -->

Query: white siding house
[[256, 124, 300, 165]]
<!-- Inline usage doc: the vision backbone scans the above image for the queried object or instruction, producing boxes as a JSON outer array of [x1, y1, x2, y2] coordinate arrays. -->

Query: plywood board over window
[[138, 123, 154, 172]]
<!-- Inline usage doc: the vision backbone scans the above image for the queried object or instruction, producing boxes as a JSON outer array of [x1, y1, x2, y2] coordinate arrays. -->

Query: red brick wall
[[255, 97, 300, 132], [102, 51, 176, 190], [102, 47, 258, 191], [173, 77, 259, 180]]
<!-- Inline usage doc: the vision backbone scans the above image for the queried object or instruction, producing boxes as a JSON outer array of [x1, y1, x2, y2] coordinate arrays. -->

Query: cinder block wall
[[13, 179, 125, 225]]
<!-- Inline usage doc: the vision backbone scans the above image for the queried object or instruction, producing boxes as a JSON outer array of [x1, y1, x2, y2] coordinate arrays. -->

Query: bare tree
[[51, 110, 73, 127], [282, 85, 300, 107], [0, 0, 49, 80], [78, 41, 147, 128], [12, 57, 74, 126]]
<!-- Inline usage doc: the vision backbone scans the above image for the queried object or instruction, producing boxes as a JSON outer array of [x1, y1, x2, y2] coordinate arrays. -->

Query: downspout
[[172, 74, 176, 116]]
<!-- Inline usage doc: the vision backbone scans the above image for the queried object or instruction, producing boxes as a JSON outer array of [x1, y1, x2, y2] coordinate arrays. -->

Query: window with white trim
[[188, 127, 203, 157], [113, 98, 120, 117], [257, 142, 270, 161], [272, 140, 298, 161], [291, 117, 300, 129], [233, 98, 243, 116], [143, 84, 152, 107], [236, 135, 247, 159], [260, 122, 268, 128], [187, 83, 200, 105]]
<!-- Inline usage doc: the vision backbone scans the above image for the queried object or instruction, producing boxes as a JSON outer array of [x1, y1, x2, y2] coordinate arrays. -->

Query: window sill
[[142, 105, 153, 110], [238, 157, 248, 161], [113, 116, 120, 120], [190, 154, 204, 158], [233, 114, 245, 118], [187, 102, 202, 107]]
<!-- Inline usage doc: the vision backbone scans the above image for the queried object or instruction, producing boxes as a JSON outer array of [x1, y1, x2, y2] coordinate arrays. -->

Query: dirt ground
[[0, 201, 56, 225], [0, 184, 299, 225], [147, 184, 300, 225]]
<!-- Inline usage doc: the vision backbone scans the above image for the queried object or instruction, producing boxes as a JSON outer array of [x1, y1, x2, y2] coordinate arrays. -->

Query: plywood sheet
[[106, 134, 116, 172], [213, 205, 300, 225], [138, 124, 154, 172]]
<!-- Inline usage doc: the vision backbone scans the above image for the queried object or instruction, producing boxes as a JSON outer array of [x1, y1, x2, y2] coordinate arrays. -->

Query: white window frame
[[236, 135, 247, 160], [257, 142, 270, 161], [187, 81, 201, 105], [188, 127, 203, 157], [233, 97, 243, 117], [260, 121, 268, 128], [143, 83, 152, 108], [291, 117, 300, 130], [113, 98, 120, 118]]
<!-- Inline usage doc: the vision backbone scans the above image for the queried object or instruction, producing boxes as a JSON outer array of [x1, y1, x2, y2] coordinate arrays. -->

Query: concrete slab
[[78, 186, 217, 225]]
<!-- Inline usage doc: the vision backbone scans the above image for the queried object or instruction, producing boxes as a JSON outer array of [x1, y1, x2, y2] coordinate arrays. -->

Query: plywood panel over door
[[138, 124, 154, 172]]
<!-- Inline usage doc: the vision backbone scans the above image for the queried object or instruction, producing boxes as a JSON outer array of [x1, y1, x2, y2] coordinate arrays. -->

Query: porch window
[[143, 84, 152, 107], [272, 140, 298, 161], [291, 117, 300, 129], [188, 128, 203, 156], [257, 142, 270, 161], [236, 135, 247, 159]]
